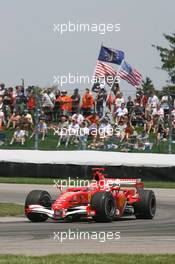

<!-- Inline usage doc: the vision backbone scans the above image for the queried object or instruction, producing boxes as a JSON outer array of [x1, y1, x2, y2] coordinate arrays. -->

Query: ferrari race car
[[25, 168, 156, 222]]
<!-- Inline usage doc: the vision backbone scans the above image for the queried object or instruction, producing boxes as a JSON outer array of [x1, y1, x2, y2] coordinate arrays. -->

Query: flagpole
[[91, 43, 104, 112], [92, 43, 104, 89], [110, 59, 124, 93]]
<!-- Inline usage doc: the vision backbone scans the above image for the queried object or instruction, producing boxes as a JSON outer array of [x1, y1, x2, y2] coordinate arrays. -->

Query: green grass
[[0, 129, 78, 151], [0, 177, 53, 185], [0, 203, 24, 217], [0, 177, 175, 188], [144, 181, 175, 189], [0, 254, 174, 264], [0, 127, 175, 153]]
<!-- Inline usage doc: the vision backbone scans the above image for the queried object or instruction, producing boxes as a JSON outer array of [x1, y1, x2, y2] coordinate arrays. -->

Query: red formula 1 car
[[25, 168, 156, 222]]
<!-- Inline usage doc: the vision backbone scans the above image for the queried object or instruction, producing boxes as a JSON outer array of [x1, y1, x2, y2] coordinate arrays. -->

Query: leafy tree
[[153, 33, 175, 154], [141, 76, 155, 95], [162, 85, 175, 101], [153, 33, 175, 85]]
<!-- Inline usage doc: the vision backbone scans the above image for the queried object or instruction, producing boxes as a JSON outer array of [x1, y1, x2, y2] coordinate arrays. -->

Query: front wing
[[25, 205, 88, 220]]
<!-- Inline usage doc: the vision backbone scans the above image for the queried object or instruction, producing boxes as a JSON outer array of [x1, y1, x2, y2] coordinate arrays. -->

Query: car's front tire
[[25, 190, 51, 222], [91, 192, 116, 222]]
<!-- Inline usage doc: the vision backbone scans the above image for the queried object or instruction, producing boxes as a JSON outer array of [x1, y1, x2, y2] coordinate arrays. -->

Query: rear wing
[[106, 178, 144, 188]]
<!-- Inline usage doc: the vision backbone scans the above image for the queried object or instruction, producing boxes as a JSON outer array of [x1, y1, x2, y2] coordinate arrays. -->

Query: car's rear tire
[[134, 190, 156, 219], [91, 192, 116, 222], [25, 190, 51, 222]]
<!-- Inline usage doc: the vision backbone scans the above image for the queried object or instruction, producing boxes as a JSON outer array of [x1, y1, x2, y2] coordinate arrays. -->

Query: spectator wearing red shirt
[[140, 93, 148, 109], [81, 88, 94, 116], [27, 93, 36, 115], [125, 121, 134, 142], [86, 112, 99, 125], [106, 92, 114, 112], [57, 90, 72, 116]]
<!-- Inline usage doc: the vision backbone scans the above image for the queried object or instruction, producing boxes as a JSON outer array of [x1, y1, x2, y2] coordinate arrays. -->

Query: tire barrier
[[0, 162, 174, 181]]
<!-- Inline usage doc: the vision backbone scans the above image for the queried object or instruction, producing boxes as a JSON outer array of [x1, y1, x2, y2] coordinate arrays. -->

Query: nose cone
[[52, 192, 83, 211], [52, 198, 67, 211]]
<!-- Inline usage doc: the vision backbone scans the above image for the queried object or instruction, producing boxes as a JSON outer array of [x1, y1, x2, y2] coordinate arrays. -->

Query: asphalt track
[[0, 184, 175, 255]]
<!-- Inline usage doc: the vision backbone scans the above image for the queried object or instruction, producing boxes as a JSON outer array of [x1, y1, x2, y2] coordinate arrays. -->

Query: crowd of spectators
[[0, 82, 175, 151]]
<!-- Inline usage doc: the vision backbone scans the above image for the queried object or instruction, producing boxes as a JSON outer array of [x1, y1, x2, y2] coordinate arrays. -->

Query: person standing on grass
[[147, 92, 159, 113], [57, 90, 72, 116], [27, 92, 36, 117], [126, 96, 134, 115], [81, 88, 94, 117], [71, 88, 80, 114], [0, 96, 5, 129], [41, 89, 54, 122], [114, 92, 125, 113], [95, 87, 107, 118]]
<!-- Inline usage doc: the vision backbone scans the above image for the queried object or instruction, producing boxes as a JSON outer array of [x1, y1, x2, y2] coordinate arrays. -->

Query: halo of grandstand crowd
[[0, 83, 175, 150]]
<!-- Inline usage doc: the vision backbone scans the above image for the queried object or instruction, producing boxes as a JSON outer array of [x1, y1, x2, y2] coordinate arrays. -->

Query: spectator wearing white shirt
[[29, 119, 47, 141], [152, 104, 164, 119], [99, 120, 113, 139], [115, 103, 128, 123], [172, 107, 175, 120], [0, 96, 4, 128], [171, 107, 175, 131], [10, 126, 25, 145], [114, 93, 125, 112], [148, 92, 159, 110], [41, 89, 54, 121], [0, 111, 4, 129], [72, 112, 84, 125], [66, 119, 80, 146], [0, 84, 5, 96], [42, 90, 54, 108], [68, 120, 80, 136], [161, 94, 171, 115], [79, 121, 89, 150], [48, 88, 56, 104]]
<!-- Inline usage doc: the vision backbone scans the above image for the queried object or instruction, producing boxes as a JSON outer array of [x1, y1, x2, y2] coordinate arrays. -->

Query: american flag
[[118, 60, 142, 87], [94, 60, 117, 86]]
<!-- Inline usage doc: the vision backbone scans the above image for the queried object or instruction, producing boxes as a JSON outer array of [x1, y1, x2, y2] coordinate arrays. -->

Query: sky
[[0, 0, 174, 97]]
